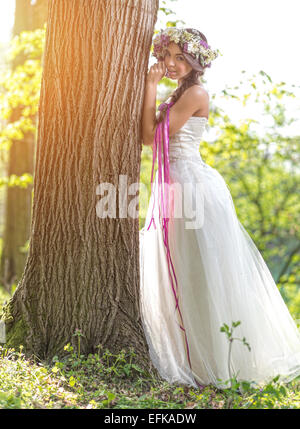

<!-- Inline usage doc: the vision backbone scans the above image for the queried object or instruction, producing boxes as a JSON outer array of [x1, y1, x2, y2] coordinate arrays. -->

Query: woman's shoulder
[[183, 84, 209, 103], [167, 84, 209, 107], [188, 83, 209, 96]]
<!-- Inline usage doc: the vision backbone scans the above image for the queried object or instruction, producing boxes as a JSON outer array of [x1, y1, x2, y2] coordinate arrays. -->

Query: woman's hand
[[146, 60, 166, 86]]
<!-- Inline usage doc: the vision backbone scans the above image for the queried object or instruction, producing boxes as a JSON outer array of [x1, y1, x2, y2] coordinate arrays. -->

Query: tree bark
[[0, 0, 48, 292], [3, 0, 159, 373]]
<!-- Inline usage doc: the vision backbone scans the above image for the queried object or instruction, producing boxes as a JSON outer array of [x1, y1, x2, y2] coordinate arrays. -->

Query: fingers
[[157, 60, 166, 69], [150, 62, 166, 74], [147, 60, 166, 84]]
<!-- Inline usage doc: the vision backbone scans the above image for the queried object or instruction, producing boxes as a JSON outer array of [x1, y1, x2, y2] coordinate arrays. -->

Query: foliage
[[217, 320, 299, 409], [0, 329, 299, 409], [0, 25, 46, 188], [220, 321, 251, 389]]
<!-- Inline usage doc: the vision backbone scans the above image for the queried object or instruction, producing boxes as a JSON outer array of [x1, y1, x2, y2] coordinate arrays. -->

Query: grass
[[0, 287, 299, 409]]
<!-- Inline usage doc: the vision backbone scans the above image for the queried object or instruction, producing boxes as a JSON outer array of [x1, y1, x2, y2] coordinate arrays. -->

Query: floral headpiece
[[152, 27, 219, 68]]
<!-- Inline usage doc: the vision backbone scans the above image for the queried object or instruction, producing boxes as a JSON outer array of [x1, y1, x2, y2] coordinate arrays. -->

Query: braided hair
[[156, 28, 208, 125]]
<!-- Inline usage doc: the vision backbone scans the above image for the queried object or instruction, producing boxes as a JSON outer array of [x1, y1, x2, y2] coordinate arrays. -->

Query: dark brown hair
[[156, 28, 208, 125]]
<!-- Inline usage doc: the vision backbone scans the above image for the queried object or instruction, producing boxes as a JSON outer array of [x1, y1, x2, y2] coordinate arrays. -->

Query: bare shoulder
[[173, 85, 208, 113], [183, 84, 209, 103], [168, 85, 209, 136], [180, 85, 209, 117]]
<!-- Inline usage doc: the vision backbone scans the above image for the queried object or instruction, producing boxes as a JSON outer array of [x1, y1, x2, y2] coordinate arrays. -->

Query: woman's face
[[163, 42, 193, 84]]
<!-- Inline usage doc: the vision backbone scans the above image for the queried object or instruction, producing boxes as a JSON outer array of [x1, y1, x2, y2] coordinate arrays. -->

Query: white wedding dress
[[139, 113, 300, 390]]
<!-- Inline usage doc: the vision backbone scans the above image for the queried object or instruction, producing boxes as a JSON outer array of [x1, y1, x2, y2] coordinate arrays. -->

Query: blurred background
[[0, 1, 299, 322]]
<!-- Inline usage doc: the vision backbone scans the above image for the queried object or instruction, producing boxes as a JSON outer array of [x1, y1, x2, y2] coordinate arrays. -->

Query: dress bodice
[[157, 98, 209, 163], [169, 116, 208, 162]]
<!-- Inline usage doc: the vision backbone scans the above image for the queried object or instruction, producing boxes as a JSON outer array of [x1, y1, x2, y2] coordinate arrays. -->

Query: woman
[[139, 27, 300, 390]]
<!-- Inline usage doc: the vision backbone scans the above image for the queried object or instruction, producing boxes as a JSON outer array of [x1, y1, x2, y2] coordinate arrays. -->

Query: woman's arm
[[142, 81, 157, 147], [142, 60, 166, 147]]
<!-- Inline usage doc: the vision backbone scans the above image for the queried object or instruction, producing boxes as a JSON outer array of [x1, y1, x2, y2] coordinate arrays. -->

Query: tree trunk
[[3, 0, 159, 373], [0, 0, 48, 292]]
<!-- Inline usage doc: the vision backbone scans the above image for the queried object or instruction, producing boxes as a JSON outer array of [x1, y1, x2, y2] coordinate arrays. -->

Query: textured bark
[[0, 0, 48, 292], [4, 0, 159, 372]]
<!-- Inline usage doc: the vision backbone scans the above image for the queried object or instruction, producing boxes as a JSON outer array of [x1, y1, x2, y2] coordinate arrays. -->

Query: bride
[[139, 27, 300, 390]]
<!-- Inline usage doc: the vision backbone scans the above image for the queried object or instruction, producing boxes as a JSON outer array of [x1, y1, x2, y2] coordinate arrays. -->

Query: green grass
[[0, 342, 299, 409], [0, 287, 299, 409]]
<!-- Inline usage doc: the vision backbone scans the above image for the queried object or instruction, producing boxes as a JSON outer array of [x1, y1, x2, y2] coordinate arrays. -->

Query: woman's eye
[[164, 53, 184, 61]]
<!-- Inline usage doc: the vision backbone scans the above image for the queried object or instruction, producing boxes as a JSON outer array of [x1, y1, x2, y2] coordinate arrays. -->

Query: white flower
[[152, 27, 219, 66], [166, 28, 176, 37], [191, 41, 199, 52], [183, 31, 193, 41], [171, 35, 180, 43]]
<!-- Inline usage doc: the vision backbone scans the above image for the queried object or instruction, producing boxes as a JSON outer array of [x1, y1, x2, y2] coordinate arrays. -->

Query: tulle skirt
[[139, 157, 300, 389]]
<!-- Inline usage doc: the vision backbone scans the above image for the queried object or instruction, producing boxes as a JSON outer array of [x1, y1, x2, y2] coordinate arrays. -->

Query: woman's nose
[[165, 58, 175, 67]]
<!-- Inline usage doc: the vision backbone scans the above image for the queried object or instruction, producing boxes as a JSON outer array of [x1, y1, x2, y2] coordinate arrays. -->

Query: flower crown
[[152, 27, 220, 68]]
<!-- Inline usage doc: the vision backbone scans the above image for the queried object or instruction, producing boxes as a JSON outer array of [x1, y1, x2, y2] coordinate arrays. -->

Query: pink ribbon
[[145, 101, 204, 389]]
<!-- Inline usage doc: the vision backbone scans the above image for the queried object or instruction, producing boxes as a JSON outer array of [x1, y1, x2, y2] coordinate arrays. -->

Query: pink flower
[[161, 34, 170, 46], [200, 40, 209, 49]]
